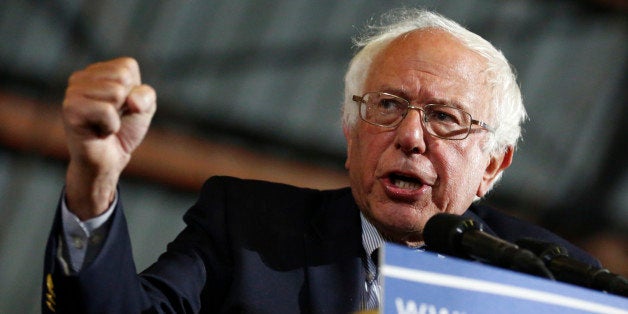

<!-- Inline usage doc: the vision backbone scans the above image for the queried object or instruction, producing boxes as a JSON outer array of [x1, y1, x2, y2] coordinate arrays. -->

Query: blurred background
[[0, 0, 626, 312]]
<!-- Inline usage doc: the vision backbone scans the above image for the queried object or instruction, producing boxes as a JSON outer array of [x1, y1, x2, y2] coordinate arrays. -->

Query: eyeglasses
[[352, 92, 494, 140]]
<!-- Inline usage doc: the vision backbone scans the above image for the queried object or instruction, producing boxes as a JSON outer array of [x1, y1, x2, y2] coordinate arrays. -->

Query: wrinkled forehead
[[369, 29, 490, 86], [364, 29, 492, 114]]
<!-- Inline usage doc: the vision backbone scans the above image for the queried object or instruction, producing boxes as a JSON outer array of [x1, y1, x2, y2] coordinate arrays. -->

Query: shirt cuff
[[61, 191, 117, 272]]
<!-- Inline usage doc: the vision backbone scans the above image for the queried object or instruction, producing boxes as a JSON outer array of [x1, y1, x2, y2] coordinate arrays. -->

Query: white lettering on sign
[[395, 297, 466, 314]]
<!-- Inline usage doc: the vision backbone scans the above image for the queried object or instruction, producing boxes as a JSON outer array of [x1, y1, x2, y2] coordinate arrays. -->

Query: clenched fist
[[63, 57, 156, 220]]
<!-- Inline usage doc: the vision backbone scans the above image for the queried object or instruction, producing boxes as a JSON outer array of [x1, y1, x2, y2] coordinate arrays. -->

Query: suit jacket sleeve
[[42, 196, 152, 313], [43, 176, 363, 314], [42, 178, 231, 313], [43, 175, 323, 313]]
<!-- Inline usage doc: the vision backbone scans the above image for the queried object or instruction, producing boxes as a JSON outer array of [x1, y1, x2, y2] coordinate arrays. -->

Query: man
[[43, 9, 598, 313]]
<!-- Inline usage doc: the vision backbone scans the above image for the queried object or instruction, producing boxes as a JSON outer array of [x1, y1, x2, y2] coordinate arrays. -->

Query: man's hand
[[62, 57, 156, 220]]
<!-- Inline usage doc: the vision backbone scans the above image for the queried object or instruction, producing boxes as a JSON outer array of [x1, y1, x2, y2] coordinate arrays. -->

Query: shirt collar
[[360, 212, 386, 257]]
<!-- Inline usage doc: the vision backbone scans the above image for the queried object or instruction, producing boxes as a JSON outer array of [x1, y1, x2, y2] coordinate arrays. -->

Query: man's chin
[[368, 206, 433, 239]]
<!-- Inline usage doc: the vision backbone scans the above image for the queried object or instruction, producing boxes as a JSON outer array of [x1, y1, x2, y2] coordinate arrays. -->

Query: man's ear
[[343, 123, 352, 170], [477, 146, 513, 197]]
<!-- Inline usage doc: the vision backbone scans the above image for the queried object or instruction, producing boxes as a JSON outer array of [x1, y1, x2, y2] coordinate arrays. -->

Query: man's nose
[[394, 109, 427, 155]]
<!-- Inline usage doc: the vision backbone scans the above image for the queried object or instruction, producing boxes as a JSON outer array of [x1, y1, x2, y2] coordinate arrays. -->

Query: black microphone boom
[[423, 213, 553, 279], [516, 237, 628, 297]]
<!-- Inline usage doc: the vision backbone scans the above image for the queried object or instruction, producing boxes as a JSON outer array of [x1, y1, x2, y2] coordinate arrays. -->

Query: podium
[[380, 243, 628, 314]]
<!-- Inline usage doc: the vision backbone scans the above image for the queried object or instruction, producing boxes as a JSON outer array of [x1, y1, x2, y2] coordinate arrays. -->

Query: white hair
[[342, 9, 527, 159]]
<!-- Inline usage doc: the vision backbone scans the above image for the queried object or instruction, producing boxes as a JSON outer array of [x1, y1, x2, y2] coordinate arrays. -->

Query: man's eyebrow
[[415, 86, 470, 109], [428, 97, 465, 108], [373, 84, 474, 112], [380, 87, 467, 109], [377, 87, 411, 99]]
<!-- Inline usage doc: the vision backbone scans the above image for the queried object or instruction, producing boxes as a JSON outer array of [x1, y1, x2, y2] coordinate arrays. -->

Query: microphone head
[[423, 213, 483, 258]]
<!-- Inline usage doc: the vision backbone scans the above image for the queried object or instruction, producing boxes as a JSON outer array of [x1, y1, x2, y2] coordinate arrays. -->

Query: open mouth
[[390, 173, 423, 190]]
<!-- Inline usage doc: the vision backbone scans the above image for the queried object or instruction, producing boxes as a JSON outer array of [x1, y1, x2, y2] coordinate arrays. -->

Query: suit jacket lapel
[[462, 208, 498, 236], [303, 189, 364, 314], [299, 194, 499, 313]]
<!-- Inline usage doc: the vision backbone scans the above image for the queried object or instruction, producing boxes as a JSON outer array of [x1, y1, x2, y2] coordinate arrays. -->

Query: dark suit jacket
[[42, 176, 598, 313]]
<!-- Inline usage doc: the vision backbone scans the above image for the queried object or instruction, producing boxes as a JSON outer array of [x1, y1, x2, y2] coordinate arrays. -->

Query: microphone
[[423, 213, 553, 279], [516, 238, 628, 297]]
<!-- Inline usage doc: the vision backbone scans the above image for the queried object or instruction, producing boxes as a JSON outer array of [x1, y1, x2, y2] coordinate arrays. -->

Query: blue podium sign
[[380, 243, 628, 314]]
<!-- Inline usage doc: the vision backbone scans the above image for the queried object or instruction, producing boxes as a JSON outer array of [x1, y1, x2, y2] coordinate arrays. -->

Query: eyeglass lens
[[359, 92, 472, 139]]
